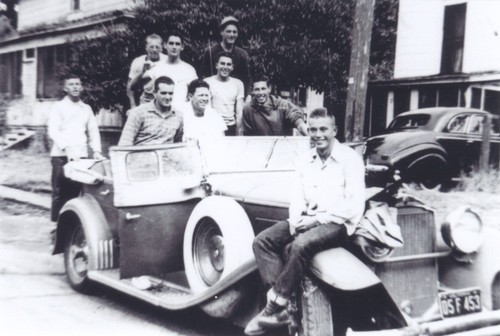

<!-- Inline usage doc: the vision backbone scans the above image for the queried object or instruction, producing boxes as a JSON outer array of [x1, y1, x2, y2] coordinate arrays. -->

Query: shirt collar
[[63, 96, 85, 107], [147, 101, 176, 118], [310, 139, 342, 163], [251, 95, 277, 110]]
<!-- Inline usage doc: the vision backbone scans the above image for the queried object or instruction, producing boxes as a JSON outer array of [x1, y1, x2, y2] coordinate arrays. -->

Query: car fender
[[310, 248, 381, 290], [53, 194, 114, 271], [438, 226, 500, 310], [392, 143, 447, 167]]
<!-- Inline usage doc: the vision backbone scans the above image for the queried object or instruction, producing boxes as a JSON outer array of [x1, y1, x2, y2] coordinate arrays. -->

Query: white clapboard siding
[[395, 0, 500, 79], [17, 0, 133, 32]]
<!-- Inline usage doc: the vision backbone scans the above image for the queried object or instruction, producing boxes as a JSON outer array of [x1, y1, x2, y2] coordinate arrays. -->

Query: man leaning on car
[[118, 76, 184, 146], [245, 108, 365, 335]]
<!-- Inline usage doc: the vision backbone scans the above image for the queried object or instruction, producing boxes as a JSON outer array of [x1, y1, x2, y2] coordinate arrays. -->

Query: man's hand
[[93, 152, 105, 160], [289, 215, 319, 236]]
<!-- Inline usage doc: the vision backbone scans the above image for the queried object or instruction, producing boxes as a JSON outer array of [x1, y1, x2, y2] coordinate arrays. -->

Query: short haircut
[[215, 51, 233, 64], [64, 74, 80, 82], [187, 79, 210, 95], [252, 75, 270, 87], [309, 107, 336, 125], [146, 34, 163, 44], [154, 76, 175, 92], [166, 30, 184, 44]]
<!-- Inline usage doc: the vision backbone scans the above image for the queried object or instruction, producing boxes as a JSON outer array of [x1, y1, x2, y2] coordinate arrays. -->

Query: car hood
[[208, 171, 294, 208], [365, 130, 437, 165]]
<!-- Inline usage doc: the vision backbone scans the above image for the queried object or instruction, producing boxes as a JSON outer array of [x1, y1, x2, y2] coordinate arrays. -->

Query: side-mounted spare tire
[[298, 275, 334, 336], [183, 196, 255, 318]]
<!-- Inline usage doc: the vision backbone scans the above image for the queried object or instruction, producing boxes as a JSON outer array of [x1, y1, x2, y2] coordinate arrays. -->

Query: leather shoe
[[244, 301, 290, 335]]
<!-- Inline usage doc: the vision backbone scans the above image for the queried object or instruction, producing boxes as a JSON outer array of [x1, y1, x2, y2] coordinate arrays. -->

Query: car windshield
[[202, 137, 311, 173], [388, 114, 431, 131]]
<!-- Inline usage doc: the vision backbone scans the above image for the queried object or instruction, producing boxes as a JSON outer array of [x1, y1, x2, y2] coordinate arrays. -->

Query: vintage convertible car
[[52, 137, 500, 335], [363, 107, 500, 189]]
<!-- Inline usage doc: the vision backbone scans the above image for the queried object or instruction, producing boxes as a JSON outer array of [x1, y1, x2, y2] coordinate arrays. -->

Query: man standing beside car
[[204, 52, 244, 135], [244, 108, 365, 335], [119, 76, 183, 146], [199, 16, 252, 98], [127, 34, 167, 109], [243, 77, 308, 136], [48, 74, 104, 223]]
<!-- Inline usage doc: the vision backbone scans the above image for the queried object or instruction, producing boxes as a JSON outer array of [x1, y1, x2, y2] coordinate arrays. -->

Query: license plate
[[439, 287, 482, 318]]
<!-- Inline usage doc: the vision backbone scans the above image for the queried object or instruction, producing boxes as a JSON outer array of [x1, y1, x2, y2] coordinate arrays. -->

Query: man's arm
[[126, 79, 137, 109], [118, 112, 140, 146], [173, 119, 184, 143], [242, 105, 254, 136], [235, 79, 245, 135], [85, 107, 103, 159], [283, 100, 308, 135]]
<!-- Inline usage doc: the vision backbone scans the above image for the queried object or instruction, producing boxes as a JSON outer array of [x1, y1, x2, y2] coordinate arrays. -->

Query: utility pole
[[344, 0, 376, 142]]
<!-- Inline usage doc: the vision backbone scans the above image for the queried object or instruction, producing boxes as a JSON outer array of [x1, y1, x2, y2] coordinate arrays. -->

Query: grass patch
[[455, 168, 500, 193]]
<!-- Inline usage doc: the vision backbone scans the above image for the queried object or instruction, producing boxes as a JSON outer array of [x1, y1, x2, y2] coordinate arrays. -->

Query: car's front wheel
[[64, 223, 93, 293], [183, 196, 255, 318], [297, 276, 334, 336]]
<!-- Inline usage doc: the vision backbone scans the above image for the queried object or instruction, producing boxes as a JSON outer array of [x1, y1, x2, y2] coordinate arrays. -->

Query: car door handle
[[100, 189, 110, 196], [125, 213, 141, 221]]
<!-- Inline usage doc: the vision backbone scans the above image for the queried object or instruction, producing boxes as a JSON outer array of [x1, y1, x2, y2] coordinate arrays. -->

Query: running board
[[88, 260, 257, 310]]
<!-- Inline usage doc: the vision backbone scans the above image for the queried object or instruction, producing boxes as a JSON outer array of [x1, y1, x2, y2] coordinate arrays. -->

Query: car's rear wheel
[[298, 276, 334, 336], [405, 154, 448, 191], [183, 196, 255, 318], [64, 223, 93, 293]]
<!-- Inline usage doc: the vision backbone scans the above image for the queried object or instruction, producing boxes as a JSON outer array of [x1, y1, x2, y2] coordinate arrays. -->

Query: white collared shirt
[[48, 96, 101, 158], [289, 140, 365, 235]]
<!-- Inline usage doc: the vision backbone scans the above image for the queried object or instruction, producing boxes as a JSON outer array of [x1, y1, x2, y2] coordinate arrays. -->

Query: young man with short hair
[[199, 16, 251, 97], [243, 77, 308, 136], [119, 76, 183, 146], [130, 32, 197, 110], [182, 79, 227, 142], [244, 108, 365, 335], [48, 75, 104, 222], [204, 52, 244, 135], [127, 34, 167, 108]]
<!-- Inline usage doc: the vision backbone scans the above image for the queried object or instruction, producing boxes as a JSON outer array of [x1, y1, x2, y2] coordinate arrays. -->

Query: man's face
[[154, 83, 175, 109], [165, 36, 183, 58], [63, 78, 82, 98], [145, 38, 162, 61], [252, 81, 270, 105], [221, 24, 238, 45], [308, 116, 337, 151], [215, 56, 234, 78], [190, 87, 211, 112]]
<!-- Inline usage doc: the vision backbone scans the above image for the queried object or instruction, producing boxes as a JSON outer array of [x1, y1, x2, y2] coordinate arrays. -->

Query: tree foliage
[[63, 0, 398, 117]]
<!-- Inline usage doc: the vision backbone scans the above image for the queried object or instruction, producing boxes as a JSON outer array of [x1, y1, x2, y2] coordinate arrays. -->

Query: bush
[[456, 168, 500, 193]]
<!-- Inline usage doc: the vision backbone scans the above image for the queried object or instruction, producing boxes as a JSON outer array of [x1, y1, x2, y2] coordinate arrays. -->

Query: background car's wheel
[[64, 223, 93, 293], [405, 154, 448, 191], [492, 273, 500, 310], [183, 196, 255, 318], [298, 276, 334, 336]]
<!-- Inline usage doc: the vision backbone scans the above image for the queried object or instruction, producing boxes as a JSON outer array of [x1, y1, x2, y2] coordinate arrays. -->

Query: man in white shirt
[[127, 34, 167, 108], [204, 52, 244, 135], [131, 32, 198, 110], [47, 75, 104, 222], [245, 108, 365, 335], [182, 79, 227, 142]]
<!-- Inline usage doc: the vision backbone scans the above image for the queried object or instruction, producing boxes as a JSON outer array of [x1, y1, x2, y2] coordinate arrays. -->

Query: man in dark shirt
[[199, 16, 252, 97], [243, 77, 308, 136]]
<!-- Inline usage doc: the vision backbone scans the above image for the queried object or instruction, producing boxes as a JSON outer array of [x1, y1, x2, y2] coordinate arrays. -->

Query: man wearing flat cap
[[199, 16, 252, 97]]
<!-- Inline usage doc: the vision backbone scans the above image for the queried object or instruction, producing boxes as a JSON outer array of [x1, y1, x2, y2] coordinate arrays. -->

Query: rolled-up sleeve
[[118, 113, 140, 146]]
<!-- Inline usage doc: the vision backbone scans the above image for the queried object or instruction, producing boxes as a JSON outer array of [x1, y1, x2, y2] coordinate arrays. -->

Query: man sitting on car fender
[[245, 108, 365, 335]]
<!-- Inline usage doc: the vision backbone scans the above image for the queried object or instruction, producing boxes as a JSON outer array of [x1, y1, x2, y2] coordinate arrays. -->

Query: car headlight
[[441, 207, 483, 254]]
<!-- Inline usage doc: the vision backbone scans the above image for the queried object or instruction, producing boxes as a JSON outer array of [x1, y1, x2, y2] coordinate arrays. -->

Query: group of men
[[47, 15, 365, 336]]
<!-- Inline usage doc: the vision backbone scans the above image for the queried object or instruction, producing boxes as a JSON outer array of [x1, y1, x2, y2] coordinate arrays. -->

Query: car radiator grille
[[374, 205, 438, 317]]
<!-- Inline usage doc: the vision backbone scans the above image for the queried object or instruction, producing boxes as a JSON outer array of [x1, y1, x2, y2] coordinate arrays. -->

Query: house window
[[394, 88, 411, 116], [471, 88, 482, 109], [418, 87, 437, 108], [484, 90, 500, 116], [438, 87, 459, 107], [37, 44, 70, 99], [0, 51, 22, 98], [72, 0, 80, 11], [441, 3, 466, 74]]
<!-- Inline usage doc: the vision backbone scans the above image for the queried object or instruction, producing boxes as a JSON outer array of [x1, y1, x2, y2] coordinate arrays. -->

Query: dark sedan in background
[[364, 107, 500, 189]]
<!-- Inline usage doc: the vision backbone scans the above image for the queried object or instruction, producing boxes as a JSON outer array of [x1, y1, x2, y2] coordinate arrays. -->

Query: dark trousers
[[51, 156, 82, 221], [225, 124, 236, 136], [253, 220, 348, 299]]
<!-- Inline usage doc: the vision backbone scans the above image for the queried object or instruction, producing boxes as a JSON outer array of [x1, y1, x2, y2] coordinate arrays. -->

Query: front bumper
[[365, 163, 392, 187], [347, 310, 500, 336]]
